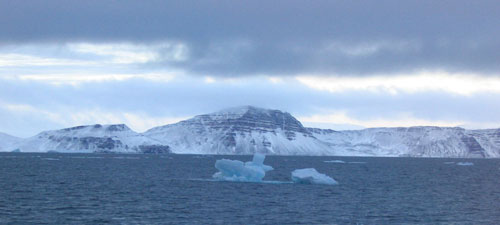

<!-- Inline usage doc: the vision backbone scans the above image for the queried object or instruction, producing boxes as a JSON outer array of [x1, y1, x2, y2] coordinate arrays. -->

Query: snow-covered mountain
[[144, 106, 335, 155], [11, 124, 170, 153], [308, 126, 498, 158], [466, 129, 500, 157], [0, 132, 22, 152], [2, 106, 500, 157]]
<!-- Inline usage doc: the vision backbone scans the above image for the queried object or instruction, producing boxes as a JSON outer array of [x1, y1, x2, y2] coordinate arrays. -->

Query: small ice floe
[[291, 168, 338, 185], [456, 162, 474, 166], [443, 162, 456, 164], [193, 155, 211, 159], [212, 153, 273, 182], [41, 158, 60, 161], [348, 161, 367, 164], [112, 156, 140, 159], [324, 160, 345, 164]]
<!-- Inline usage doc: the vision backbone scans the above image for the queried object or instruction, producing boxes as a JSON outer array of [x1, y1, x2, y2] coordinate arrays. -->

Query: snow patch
[[291, 168, 338, 185]]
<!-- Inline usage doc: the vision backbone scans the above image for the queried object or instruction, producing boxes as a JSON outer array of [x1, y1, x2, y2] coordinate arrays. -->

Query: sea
[[1, 153, 499, 224]]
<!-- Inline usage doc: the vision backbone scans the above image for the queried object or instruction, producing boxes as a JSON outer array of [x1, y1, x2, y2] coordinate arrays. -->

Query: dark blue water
[[1, 153, 499, 224]]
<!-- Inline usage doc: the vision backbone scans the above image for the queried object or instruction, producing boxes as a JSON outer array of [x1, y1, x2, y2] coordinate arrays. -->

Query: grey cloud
[[1, 0, 499, 75]]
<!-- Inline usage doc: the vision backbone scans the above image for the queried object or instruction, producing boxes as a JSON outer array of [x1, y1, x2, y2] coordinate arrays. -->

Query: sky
[[1, 0, 499, 137]]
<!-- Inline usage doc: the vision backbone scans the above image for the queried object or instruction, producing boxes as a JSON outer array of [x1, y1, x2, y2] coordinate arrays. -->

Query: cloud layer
[[1, 0, 499, 76]]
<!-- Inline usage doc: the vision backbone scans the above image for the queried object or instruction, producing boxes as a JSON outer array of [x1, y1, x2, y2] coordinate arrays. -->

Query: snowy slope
[[14, 124, 170, 153], [144, 106, 336, 155], [0, 132, 23, 152], [466, 129, 500, 157], [308, 126, 489, 158]]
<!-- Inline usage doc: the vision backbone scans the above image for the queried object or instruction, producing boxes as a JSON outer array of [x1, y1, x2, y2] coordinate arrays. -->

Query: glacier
[[212, 153, 273, 182], [291, 168, 338, 185]]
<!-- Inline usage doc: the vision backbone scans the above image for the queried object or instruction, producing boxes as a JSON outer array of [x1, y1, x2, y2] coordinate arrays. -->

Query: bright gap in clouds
[[296, 72, 500, 96], [67, 42, 189, 64], [298, 112, 465, 130], [14, 73, 177, 86], [0, 42, 188, 68], [0, 53, 97, 67]]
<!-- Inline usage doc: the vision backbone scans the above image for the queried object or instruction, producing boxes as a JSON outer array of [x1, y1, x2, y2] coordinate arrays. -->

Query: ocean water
[[1, 153, 499, 224]]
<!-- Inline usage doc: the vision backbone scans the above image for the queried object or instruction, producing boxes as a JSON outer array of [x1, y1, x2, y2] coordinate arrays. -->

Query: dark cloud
[[1, 0, 499, 75]]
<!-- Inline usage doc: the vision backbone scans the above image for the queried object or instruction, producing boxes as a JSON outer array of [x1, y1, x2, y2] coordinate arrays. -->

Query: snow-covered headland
[[3, 124, 170, 154]]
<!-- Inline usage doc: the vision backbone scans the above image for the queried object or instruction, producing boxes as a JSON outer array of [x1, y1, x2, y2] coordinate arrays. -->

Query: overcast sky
[[1, 0, 499, 137]]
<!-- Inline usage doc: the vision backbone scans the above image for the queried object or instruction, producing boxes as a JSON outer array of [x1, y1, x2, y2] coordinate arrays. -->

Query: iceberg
[[456, 162, 474, 166], [324, 160, 345, 163], [212, 153, 273, 182], [291, 168, 338, 185]]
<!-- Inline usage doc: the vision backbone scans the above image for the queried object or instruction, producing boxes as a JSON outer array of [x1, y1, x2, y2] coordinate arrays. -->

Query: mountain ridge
[[2, 106, 499, 157], [8, 124, 171, 154]]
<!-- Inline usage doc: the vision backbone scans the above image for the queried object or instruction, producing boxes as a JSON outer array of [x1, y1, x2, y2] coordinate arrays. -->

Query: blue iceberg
[[291, 168, 338, 185], [213, 153, 273, 182]]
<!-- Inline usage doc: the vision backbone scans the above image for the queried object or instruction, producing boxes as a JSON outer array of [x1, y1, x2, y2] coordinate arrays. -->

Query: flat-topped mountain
[[12, 124, 170, 153], [144, 106, 333, 155], [308, 126, 500, 158]]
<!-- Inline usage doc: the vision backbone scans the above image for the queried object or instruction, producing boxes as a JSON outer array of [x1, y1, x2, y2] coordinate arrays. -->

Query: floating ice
[[41, 158, 60, 161], [291, 168, 338, 185], [324, 160, 345, 163], [348, 161, 367, 164], [456, 162, 474, 166], [112, 156, 140, 159], [443, 162, 456, 164], [212, 153, 273, 182]]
